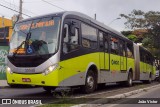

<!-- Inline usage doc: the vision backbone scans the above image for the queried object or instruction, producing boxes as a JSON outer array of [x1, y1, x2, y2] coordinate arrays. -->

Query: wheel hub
[[87, 76, 94, 89]]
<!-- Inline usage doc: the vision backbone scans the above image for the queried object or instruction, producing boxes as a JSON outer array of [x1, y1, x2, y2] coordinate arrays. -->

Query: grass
[[40, 104, 74, 107]]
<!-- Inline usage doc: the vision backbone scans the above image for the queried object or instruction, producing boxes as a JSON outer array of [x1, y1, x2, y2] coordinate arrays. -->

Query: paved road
[[0, 82, 159, 107], [101, 83, 160, 107]]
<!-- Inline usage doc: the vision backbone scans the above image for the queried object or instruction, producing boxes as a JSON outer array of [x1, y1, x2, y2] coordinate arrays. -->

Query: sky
[[1, 0, 160, 32]]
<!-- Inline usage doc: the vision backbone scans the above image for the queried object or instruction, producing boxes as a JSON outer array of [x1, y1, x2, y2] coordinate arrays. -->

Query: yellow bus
[[6, 11, 155, 93]]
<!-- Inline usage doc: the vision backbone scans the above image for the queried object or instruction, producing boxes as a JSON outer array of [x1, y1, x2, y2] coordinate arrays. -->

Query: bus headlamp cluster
[[7, 67, 13, 74], [43, 64, 58, 75]]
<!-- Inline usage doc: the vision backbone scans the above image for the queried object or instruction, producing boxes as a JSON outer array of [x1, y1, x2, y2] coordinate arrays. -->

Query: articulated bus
[[6, 11, 156, 93]]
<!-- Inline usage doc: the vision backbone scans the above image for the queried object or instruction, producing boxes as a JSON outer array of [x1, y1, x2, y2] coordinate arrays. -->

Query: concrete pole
[[19, 0, 23, 20], [1, 16, 5, 27]]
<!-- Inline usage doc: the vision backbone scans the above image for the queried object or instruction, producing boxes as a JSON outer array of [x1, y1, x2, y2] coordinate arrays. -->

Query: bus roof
[[63, 11, 126, 38], [18, 11, 131, 42]]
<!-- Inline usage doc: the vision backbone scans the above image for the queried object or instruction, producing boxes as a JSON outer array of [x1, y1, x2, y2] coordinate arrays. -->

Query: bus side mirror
[[63, 27, 67, 38], [70, 21, 78, 36]]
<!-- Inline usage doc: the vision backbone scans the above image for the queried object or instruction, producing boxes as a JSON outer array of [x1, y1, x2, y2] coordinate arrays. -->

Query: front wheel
[[81, 70, 97, 94]]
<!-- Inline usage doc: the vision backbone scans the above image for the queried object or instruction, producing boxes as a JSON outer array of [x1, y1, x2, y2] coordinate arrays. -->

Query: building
[[0, 17, 13, 41], [0, 17, 12, 80]]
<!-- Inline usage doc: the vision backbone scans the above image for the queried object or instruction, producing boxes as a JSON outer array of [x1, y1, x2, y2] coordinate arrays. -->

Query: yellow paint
[[0, 17, 13, 41], [7, 52, 155, 86], [7, 53, 100, 86]]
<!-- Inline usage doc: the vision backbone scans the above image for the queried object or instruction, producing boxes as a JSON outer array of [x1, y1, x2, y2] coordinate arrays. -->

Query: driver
[[32, 31, 49, 54], [38, 31, 49, 54], [39, 31, 47, 41]]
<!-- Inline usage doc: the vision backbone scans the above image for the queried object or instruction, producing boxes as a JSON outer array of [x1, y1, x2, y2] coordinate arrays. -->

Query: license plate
[[22, 78, 31, 82]]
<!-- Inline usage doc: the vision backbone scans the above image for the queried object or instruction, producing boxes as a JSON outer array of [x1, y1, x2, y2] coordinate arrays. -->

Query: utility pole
[[19, 0, 23, 20], [1, 16, 5, 27], [94, 14, 96, 20]]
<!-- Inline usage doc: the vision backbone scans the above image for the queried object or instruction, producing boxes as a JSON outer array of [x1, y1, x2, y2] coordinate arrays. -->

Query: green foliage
[[120, 10, 160, 58], [127, 34, 138, 42], [142, 37, 152, 47]]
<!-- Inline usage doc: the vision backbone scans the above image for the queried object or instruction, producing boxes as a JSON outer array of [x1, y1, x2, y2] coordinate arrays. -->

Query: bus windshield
[[9, 16, 61, 55]]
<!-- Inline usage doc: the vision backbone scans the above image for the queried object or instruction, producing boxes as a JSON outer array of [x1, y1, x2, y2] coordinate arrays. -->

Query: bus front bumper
[[6, 70, 59, 86]]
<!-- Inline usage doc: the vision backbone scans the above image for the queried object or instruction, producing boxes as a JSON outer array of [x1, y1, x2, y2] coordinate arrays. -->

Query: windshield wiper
[[12, 32, 32, 56], [12, 17, 54, 57], [12, 41, 25, 57]]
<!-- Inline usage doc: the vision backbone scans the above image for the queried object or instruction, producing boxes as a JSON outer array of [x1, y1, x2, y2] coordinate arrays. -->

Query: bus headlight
[[43, 64, 58, 75], [7, 67, 13, 74]]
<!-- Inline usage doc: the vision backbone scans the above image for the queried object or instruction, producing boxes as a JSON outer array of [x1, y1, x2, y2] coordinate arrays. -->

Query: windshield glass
[[9, 16, 61, 55]]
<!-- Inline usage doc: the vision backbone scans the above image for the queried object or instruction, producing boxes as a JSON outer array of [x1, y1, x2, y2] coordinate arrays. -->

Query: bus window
[[104, 34, 109, 52], [0, 27, 9, 39], [81, 23, 97, 49], [110, 37, 119, 55], [99, 32, 104, 50], [70, 28, 78, 45], [99, 32, 108, 52], [120, 40, 126, 57], [127, 43, 134, 58], [63, 23, 79, 54]]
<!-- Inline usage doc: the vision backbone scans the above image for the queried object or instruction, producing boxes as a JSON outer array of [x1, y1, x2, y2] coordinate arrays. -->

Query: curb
[[0, 80, 9, 89], [71, 84, 160, 107]]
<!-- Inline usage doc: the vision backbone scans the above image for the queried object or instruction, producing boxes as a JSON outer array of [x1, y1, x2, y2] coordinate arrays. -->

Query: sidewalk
[[0, 80, 9, 88]]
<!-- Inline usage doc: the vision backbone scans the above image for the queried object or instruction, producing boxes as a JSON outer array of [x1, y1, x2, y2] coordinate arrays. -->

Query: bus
[[6, 11, 156, 93]]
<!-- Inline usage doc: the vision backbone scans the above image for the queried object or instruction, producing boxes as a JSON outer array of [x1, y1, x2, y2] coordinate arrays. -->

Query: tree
[[120, 10, 160, 58], [127, 34, 138, 42], [121, 31, 132, 37]]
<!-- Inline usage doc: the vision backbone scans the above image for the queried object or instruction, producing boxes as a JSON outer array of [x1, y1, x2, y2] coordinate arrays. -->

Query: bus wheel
[[126, 72, 133, 87], [43, 86, 56, 93], [81, 70, 97, 94]]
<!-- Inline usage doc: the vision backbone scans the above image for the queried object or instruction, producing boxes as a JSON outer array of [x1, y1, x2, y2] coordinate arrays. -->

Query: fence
[[0, 40, 9, 80]]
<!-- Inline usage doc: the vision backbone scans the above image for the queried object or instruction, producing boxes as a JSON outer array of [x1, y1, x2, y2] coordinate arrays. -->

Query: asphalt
[[0, 80, 8, 88], [71, 83, 160, 107]]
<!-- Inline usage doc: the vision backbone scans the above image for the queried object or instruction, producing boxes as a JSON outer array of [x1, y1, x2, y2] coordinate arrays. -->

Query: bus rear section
[[134, 44, 156, 82]]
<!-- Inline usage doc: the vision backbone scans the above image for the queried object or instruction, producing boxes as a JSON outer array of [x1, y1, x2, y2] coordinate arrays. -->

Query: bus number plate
[[22, 78, 31, 82]]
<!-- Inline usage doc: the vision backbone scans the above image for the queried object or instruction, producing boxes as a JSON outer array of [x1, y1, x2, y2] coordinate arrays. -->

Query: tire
[[81, 70, 97, 94], [125, 72, 133, 87], [43, 86, 56, 93]]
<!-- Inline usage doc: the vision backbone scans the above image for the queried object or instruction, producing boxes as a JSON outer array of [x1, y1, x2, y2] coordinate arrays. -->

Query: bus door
[[99, 32, 109, 70], [110, 36, 120, 73], [120, 40, 127, 71], [61, 19, 80, 83]]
